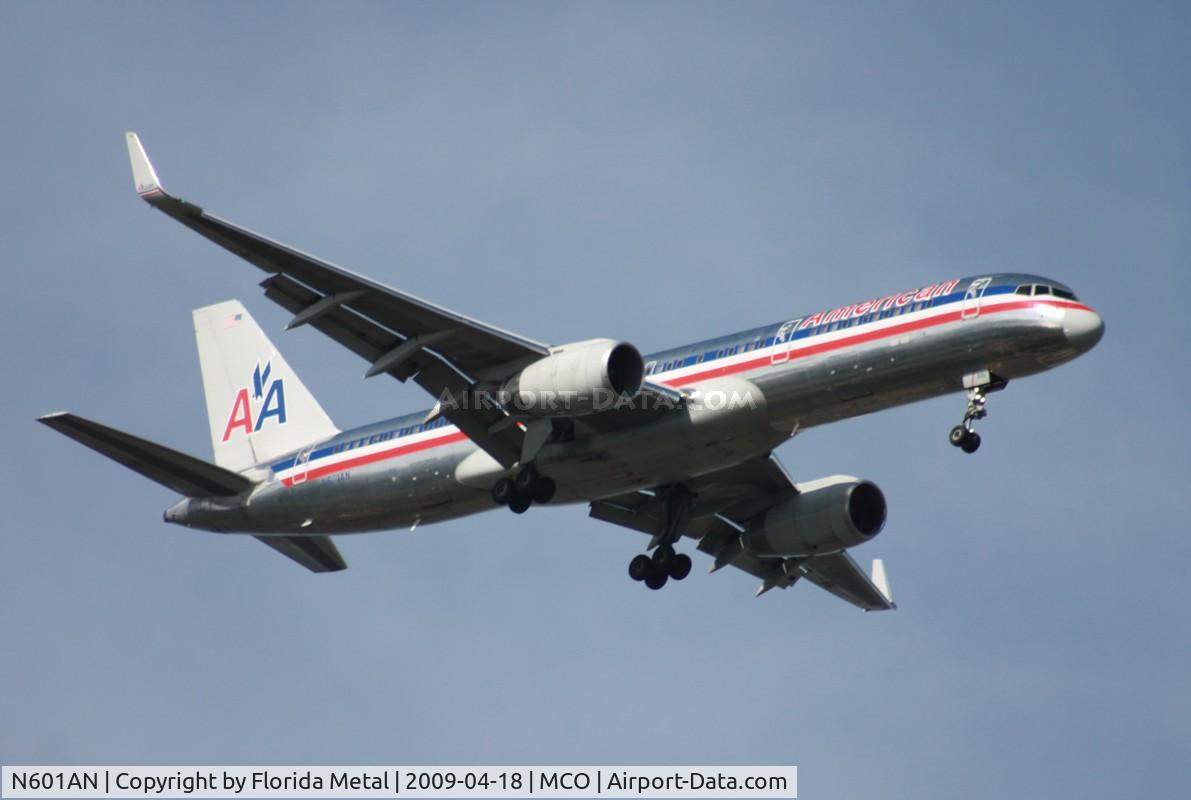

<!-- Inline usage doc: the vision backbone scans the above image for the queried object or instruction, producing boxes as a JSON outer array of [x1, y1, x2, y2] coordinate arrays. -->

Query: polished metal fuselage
[[169, 275, 1102, 537]]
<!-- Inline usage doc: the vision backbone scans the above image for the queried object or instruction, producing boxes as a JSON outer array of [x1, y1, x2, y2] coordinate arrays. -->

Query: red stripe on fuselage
[[281, 431, 470, 487], [668, 298, 1086, 386], [280, 298, 1088, 485]]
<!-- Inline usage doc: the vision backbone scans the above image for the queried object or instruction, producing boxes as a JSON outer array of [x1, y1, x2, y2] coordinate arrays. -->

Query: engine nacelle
[[741, 475, 886, 558], [502, 338, 644, 416]]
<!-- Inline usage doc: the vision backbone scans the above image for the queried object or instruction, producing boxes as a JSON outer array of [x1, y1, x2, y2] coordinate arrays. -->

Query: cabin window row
[[642, 297, 945, 375], [330, 417, 449, 453]]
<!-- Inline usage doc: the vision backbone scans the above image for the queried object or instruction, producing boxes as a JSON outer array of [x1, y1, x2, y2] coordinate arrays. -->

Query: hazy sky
[[2, 3, 1188, 797]]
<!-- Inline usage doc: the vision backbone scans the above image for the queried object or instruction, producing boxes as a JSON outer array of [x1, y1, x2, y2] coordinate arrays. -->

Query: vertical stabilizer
[[193, 301, 338, 472]]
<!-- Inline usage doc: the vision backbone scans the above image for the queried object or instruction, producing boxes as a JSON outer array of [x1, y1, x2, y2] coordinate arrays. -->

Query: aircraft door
[[770, 319, 800, 364], [961, 277, 992, 319], [291, 444, 314, 485]]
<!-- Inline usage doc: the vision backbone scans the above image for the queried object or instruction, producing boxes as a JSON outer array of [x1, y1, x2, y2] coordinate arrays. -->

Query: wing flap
[[261, 273, 416, 379], [589, 493, 663, 536]]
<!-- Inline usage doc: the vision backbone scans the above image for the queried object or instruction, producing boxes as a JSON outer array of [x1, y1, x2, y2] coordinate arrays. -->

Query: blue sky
[[2, 2, 1188, 797]]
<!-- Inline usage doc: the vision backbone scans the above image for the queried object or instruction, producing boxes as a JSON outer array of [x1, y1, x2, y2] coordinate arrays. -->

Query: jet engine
[[742, 475, 886, 557], [502, 338, 644, 416]]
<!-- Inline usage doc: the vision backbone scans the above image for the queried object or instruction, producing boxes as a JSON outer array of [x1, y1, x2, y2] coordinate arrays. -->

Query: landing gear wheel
[[668, 553, 692, 580], [960, 430, 981, 453], [949, 425, 968, 447], [514, 467, 538, 493], [531, 476, 556, 504], [644, 568, 668, 590], [628, 554, 652, 582], [651, 544, 675, 571], [508, 493, 532, 514], [491, 478, 514, 505]]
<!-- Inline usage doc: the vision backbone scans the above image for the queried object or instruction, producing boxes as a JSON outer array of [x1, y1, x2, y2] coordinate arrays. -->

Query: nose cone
[[1064, 307, 1105, 352]]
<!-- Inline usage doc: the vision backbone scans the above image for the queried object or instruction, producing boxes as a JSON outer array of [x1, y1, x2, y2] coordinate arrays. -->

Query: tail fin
[[193, 300, 338, 472]]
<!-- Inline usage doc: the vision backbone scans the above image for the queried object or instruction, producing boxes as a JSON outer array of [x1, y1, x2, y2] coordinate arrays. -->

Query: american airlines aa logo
[[221, 361, 287, 441]]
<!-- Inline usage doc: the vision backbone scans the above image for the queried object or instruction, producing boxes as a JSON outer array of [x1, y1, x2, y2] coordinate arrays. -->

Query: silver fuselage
[[166, 273, 1103, 536]]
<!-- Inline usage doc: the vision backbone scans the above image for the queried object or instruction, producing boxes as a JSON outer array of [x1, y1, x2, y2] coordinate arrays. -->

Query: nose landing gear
[[949, 423, 982, 454], [949, 372, 1008, 454]]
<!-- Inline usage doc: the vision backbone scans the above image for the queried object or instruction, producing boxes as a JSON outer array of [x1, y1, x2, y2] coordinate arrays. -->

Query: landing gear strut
[[491, 464, 556, 513], [626, 485, 694, 590], [949, 372, 1007, 454]]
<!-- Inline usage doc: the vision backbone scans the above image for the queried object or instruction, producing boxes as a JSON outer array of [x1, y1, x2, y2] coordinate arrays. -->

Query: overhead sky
[[2, 2, 1188, 797]]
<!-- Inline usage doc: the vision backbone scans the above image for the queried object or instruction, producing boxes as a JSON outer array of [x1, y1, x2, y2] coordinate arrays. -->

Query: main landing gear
[[628, 544, 693, 590], [491, 464, 556, 514], [627, 485, 695, 590], [949, 372, 1008, 454]]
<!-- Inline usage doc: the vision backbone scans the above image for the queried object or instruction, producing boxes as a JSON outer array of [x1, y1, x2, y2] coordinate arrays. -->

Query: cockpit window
[[1016, 282, 1078, 300]]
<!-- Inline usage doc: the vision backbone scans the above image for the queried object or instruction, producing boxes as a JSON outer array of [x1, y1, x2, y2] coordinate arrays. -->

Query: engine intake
[[503, 338, 644, 416], [742, 476, 886, 558]]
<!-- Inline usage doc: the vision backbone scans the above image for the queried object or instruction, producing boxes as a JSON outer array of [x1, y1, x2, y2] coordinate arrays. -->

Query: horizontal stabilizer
[[254, 535, 346, 572], [38, 412, 254, 498]]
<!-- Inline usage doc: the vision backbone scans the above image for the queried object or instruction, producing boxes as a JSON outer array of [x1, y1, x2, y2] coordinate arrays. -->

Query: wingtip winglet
[[871, 558, 896, 609], [125, 131, 163, 198], [37, 411, 70, 427]]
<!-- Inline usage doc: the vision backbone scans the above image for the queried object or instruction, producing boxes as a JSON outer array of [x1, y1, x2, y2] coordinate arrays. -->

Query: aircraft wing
[[798, 552, 895, 611], [126, 133, 550, 467], [590, 454, 896, 609]]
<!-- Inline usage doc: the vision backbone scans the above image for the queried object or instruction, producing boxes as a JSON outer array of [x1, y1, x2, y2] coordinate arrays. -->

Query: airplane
[[38, 133, 1105, 607]]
